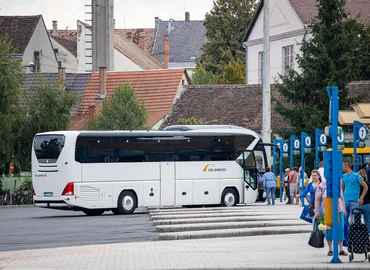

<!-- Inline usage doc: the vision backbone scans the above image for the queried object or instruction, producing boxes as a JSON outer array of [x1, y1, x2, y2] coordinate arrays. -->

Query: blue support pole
[[289, 135, 295, 168], [326, 86, 341, 264], [315, 129, 320, 169], [272, 139, 278, 176], [279, 140, 284, 202], [354, 120, 358, 172], [300, 132, 305, 206]]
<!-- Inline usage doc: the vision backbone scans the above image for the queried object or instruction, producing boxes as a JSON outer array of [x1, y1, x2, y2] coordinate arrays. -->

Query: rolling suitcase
[[347, 208, 370, 262]]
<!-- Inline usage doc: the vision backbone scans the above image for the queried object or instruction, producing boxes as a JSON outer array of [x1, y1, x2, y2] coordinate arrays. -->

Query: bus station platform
[[1, 202, 370, 270]]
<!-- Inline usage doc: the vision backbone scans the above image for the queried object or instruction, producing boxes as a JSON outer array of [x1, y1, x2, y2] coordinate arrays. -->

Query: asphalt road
[[0, 206, 158, 252]]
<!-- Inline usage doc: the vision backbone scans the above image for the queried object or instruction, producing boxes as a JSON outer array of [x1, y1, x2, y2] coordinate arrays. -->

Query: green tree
[[191, 66, 217, 85], [274, 0, 370, 136], [199, 0, 257, 77], [92, 83, 147, 130], [18, 76, 79, 171], [223, 59, 246, 84], [0, 34, 25, 176], [177, 116, 200, 125]]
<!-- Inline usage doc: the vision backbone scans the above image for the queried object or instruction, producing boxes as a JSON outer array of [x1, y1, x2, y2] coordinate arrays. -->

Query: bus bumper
[[34, 196, 75, 210]]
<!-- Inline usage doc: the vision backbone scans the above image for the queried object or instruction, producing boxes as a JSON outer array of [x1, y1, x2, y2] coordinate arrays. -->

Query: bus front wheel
[[221, 188, 237, 207], [117, 191, 137, 214]]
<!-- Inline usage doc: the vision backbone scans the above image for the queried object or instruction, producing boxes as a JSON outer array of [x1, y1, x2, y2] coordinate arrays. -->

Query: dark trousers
[[285, 186, 291, 203]]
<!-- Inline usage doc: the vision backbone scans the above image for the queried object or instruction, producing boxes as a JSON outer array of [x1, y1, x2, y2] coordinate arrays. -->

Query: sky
[[0, 0, 215, 30]]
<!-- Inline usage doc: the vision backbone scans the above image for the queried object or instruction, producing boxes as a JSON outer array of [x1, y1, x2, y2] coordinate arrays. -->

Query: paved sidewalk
[[0, 233, 369, 269], [1, 202, 369, 269]]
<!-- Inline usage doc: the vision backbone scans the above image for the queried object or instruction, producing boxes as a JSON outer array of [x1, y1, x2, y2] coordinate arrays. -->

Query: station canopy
[[339, 103, 370, 126]]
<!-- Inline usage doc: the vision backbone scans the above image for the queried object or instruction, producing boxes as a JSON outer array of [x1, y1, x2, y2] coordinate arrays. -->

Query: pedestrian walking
[[262, 167, 277, 206], [283, 168, 291, 204], [341, 161, 368, 226], [314, 178, 347, 256], [297, 169, 321, 227], [289, 167, 299, 205], [358, 169, 370, 237]]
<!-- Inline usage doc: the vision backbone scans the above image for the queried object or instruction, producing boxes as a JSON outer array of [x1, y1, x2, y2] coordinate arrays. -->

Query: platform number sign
[[319, 134, 327, 145], [294, 139, 300, 149], [283, 143, 288, 153], [304, 136, 311, 148], [338, 131, 345, 144], [358, 126, 367, 140]]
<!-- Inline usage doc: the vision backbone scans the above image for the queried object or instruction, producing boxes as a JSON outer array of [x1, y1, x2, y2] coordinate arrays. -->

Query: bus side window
[[85, 137, 112, 163]]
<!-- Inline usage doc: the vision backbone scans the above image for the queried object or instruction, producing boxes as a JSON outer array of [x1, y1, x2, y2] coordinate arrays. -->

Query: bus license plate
[[43, 192, 53, 197]]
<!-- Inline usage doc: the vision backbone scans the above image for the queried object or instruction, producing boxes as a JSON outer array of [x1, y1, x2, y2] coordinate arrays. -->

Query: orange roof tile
[[68, 69, 189, 130]]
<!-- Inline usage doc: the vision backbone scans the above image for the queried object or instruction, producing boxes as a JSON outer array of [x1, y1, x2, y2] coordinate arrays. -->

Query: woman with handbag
[[314, 178, 347, 256], [297, 170, 321, 228]]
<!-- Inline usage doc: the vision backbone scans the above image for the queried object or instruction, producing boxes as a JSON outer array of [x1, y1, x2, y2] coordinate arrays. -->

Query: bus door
[[242, 151, 258, 203]]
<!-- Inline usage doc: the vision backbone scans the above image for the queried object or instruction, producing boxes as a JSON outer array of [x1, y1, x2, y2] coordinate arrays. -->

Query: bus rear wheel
[[117, 191, 137, 214], [221, 188, 237, 207], [83, 209, 105, 216]]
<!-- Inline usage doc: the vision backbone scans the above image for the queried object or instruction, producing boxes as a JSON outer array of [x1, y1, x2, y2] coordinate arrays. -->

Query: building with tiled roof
[[22, 71, 91, 115], [75, 20, 163, 72], [48, 21, 78, 72], [114, 34, 163, 70], [160, 84, 289, 132], [68, 68, 190, 130], [161, 81, 370, 134], [243, 0, 370, 84], [152, 12, 207, 76], [0, 15, 58, 73], [115, 28, 155, 52]]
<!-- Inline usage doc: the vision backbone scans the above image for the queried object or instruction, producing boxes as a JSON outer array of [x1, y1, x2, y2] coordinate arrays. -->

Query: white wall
[[50, 38, 78, 73], [244, 0, 310, 84], [114, 49, 142, 71], [23, 18, 58, 73], [77, 21, 92, 72]]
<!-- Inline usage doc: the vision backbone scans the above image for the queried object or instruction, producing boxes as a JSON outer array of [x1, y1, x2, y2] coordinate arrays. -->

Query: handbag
[[308, 204, 315, 217], [262, 191, 267, 199], [300, 205, 312, 223], [308, 227, 324, 248]]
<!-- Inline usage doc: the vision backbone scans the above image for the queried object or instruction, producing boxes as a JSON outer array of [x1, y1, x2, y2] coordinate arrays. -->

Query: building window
[[283, 45, 294, 76], [259, 52, 263, 84]]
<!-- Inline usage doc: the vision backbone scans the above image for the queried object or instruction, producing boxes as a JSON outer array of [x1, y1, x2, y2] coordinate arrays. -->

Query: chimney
[[58, 66, 66, 82], [52, 20, 58, 34], [185, 12, 190, 22], [89, 104, 96, 119], [163, 35, 169, 69], [154, 17, 160, 32], [139, 36, 145, 50], [99, 67, 107, 98]]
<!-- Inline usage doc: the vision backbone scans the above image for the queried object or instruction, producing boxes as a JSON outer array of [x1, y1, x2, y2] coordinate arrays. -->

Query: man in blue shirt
[[262, 167, 277, 205], [341, 161, 368, 226]]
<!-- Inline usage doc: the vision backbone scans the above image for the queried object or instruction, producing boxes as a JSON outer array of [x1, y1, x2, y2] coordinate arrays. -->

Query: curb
[[159, 225, 312, 240]]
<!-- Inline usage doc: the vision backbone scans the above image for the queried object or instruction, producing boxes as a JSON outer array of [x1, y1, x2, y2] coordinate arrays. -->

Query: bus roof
[[35, 127, 261, 139]]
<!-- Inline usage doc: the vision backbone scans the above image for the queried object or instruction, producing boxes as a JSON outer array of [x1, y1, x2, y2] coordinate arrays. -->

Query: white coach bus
[[32, 125, 268, 215]]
